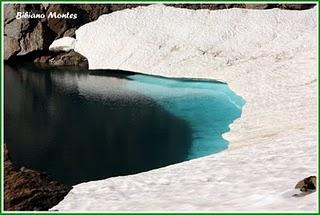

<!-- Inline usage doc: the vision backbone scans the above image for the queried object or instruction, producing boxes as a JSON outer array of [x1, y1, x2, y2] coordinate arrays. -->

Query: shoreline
[[4, 144, 71, 211]]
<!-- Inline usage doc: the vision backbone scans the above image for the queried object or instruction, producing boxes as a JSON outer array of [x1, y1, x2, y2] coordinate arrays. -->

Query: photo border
[[0, 0, 318, 214]]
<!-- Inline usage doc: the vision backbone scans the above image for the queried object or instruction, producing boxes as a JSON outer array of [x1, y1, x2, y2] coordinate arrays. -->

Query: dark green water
[[5, 64, 244, 185]]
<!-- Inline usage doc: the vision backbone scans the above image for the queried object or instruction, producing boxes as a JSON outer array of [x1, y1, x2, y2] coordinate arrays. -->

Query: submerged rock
[[4, 144, 72, 211]]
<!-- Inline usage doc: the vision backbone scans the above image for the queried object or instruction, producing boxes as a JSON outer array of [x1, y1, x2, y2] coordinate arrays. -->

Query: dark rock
[[4, 144, 72, 211], [17, 21, 45, 56], [4, 144, 15, 175], [110, 4, 148, 12], [76, 4, 112, 21], [4, 4, 47, 60], [46, 4, 84, 38], [295, 176, 316, 192], [244, 4, 270, 9], [166, 4, 244, 10], [4, 4, 83, 61], [278, 4, 315, 10], [164, 4, 315, 10], [33, 55, 51, 63], [63, 28, 76, 37], [48, 50, 88, 67], [46, 5, 70, 37], [4, 36, 20, 60]]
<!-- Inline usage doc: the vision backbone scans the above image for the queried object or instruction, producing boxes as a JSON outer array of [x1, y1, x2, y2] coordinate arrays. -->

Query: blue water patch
[[127, 74, 245, 159], [5, 63, 244, 185]]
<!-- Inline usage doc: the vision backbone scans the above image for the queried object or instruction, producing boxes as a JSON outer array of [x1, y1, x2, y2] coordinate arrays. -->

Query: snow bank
[[49, 36, 75, 52], [51, 5, 317, 211]]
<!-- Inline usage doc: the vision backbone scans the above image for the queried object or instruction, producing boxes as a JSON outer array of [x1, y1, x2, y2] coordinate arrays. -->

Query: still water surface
[[5, 64, 244, 185]]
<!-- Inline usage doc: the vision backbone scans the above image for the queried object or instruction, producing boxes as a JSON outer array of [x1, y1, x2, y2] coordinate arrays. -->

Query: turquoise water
[[128, 75, 245, 159], [5, 64, 244, 185]]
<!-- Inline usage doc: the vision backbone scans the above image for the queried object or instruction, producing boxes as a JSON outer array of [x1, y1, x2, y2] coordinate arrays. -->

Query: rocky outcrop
[[4, 144, 72, 211], [48, 50, 88, 67], [278, 4, 316, 10], [295, 176, 317, 192], [167, 4, 315, 10], [46, 5, 76, 38], [4, 3, 316, 64], [4, 4, 50, 60]]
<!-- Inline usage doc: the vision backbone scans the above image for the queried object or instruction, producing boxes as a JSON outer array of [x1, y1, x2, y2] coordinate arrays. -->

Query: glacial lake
[[5, 63, 244, 185]]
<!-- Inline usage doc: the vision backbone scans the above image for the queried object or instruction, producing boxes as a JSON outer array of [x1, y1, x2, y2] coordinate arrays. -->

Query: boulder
[[295, 176, 316, 192], [48, 50, 88, 67]]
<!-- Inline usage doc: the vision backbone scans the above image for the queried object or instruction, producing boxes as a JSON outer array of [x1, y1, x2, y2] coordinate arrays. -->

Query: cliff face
[[4, 3, 315, 64]]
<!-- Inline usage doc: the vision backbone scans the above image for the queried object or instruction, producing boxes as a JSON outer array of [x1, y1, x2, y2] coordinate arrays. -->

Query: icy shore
[[51, 5, 317, 211]]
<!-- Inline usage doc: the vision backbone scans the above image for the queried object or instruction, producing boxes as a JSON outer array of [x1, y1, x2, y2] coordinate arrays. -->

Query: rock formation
[[295, 176, 317, 192], [4, 4, 50, 60], [4, 144, 72, 211], [48, 50, 88, 66]]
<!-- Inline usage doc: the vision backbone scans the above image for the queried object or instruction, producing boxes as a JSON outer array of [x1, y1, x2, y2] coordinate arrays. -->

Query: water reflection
[[5, 64, 192, 185]]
